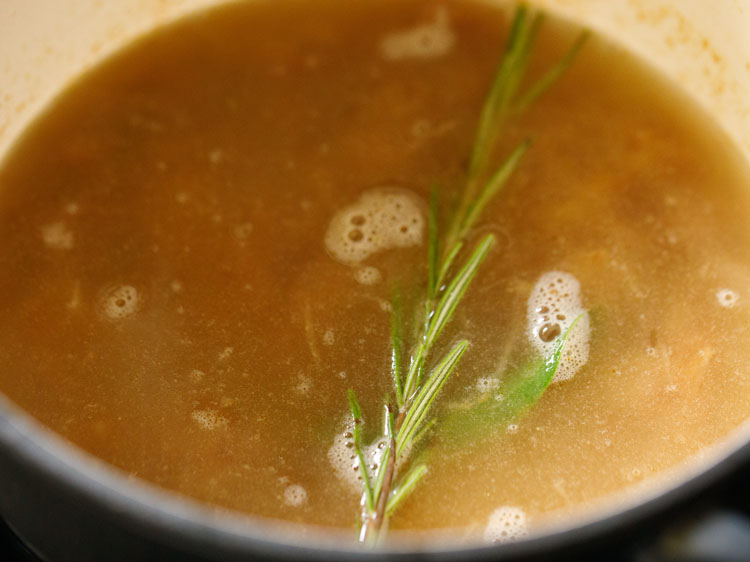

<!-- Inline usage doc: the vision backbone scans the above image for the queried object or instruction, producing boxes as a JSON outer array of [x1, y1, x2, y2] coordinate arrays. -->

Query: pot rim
[[2, 1, 750, 557], [2, 392, 750, 561]]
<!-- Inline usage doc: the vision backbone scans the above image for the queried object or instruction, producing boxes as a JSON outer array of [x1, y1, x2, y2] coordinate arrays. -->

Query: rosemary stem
[[361, 408, 405, 542]]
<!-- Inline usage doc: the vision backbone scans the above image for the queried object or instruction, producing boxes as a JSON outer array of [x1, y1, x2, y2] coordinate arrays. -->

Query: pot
[[1, 1, 750, 560]]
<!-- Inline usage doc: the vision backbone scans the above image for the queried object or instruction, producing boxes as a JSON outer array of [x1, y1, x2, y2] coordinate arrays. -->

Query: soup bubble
[[325, 188, 424, 265], [41, 220, 74, 250], [716, 289, 739, 308], [526, 271, 590, 383], [380, 7, 455, 61], [191, 409, 228, 430], [283, 484, 308, 507], [101, 285, 140, 320], [355, 266, 382, 285], [483, 506, 528, 543]]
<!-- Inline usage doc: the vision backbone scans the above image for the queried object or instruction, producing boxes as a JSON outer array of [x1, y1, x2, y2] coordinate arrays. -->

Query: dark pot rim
[[2, 392, 750, 561]]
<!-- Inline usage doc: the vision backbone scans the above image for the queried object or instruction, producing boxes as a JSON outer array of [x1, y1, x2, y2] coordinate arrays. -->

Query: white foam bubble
[[380, 7, 455, 61], [483, 506, 528, 544], [295, 374, 312, 395], [327, 418, 387, 492], [354, 266, 383, 286], [526, 271, 590, 383], [323, 329, 335, 346], [324, 188, 424, 265], [191, 409, 228, 430], [327, 420, 360, 491], [716, 288, 739, 308], [41, 221, 74, 250], [101, 285, 140, 320], [283, 484, 308, 507], [378, 299, 392, 313], [476, 377, 500, 393]]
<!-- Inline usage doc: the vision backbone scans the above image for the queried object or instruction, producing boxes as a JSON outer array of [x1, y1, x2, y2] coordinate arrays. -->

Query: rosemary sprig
[[345, 5, 588, 544]]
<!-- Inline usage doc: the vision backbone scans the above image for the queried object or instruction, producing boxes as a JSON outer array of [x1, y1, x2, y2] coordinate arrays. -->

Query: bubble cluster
[[526, 272, 590, 383], [325, 188, 424, 265], [101, 285, 140, 320], [476, 377, 500, 393], [191, 409, 228, 430], [295, 374, 312, 395], [283, 484, 308, 507], [354, 266, 383, 286], [380, 7, 455, 61], [327, 418, 386, 492], [483, 506, 528, 543], [41, 220, 74, 250], [716, 288, 739, 308]]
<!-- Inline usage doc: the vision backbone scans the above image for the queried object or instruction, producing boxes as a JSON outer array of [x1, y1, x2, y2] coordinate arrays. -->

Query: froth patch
[[355, 266, 382, 286], [191, 409, 228, 430], [325, 188, 424, 265], [716, 288, 739, 308], [327, 417, 387, 492], [483, 506, 528, 543], [283, 484, 308, 507], [380, 7, 455, 61], [527, 271, 590, 383], [476, 376, 500, 393], [100, 285, 140, 320], [41, 221, 74, 250]]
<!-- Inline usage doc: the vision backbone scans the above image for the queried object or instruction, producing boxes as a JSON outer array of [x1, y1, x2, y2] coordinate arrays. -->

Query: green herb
[[345, 5, 588, 544], [439, 314, 584, 445]]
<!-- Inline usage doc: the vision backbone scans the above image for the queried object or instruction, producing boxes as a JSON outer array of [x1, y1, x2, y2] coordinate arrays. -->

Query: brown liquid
[[0, 0, 749, 543]]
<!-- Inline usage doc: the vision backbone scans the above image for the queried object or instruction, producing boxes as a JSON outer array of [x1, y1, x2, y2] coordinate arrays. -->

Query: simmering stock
[[1, 0, 749, 544]]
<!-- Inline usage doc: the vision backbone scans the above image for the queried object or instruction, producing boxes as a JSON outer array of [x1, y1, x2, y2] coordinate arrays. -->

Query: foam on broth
[[0, 0, 749, 544]]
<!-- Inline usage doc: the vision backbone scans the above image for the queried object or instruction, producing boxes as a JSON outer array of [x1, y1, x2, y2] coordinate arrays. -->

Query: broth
[[1, 0, 750, 544]]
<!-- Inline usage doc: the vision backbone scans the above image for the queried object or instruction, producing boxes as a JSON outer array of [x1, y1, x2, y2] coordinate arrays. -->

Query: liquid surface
[[1, 0, 750, 544]]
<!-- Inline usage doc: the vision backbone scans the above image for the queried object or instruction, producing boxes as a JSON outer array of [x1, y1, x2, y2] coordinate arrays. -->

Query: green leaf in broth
[[439, 314, 582, 447]]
